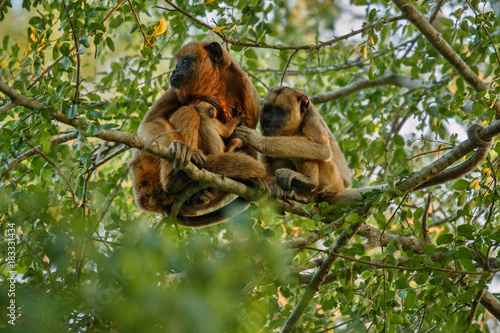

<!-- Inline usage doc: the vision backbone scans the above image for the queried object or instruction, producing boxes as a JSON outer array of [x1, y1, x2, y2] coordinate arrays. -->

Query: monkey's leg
[[134, 116, 183, 212], [131, 151, 177, 213], [226, 138, 243, 152], [168, 106, 204, 169], [199, 120, 225, 155], [161, 107, 205, 194], [203, 152, 266, 180]]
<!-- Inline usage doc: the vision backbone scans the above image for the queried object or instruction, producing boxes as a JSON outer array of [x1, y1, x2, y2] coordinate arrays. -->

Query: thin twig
[[281, 49, 299, 85], [25, 142, 79, 207], [62, 0, 81, 102], [1, 132, 78, 178], [280, 222, 363, 333], [0, 101, 19, 115], [421, 192, 432, 244], [128, 0, 154, 48], [417, 307, 427, 333], [380, 194, 408, 250]]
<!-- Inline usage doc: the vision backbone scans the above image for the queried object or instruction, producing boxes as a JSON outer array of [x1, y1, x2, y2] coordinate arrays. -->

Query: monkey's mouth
[[169, 75, 187, 88], [262, 126, 280, 136]]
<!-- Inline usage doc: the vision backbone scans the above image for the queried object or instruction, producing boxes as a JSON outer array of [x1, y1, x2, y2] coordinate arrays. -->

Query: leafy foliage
[[1, 0, 500, 332]]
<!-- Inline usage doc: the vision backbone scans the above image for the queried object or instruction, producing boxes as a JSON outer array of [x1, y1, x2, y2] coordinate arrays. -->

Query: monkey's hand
[[191, 150, 207, 169], [168, 141, 193, 170], [233, 126, 265, 151]]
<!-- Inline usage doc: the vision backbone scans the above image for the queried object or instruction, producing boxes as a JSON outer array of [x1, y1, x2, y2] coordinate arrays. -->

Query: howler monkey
[[131, 41, 264, 226], [189, 99, 246, 154], [234, 86, 351, 203]]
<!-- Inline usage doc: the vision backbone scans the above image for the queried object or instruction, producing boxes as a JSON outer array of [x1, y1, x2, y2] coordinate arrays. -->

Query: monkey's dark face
[[170, 55, 197, 89], [260, 103, 291, 136], [170, 42, 225, 91], [260, 87, 306, 136]]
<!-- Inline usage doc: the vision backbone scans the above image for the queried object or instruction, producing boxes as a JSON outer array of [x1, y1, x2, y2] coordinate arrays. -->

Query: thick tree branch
[[392, 0, 500, 118], [309, 74, 433, 104], [480, 291, 500, 321], [309, 73, 473, 114]]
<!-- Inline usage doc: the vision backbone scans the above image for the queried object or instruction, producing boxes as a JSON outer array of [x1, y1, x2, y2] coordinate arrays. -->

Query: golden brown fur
[[131, 41, 263, 221], [235, 86, 351, 202], [190, 100, 245, 154]]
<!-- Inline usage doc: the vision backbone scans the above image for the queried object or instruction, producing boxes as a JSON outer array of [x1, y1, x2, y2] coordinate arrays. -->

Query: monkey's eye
[[182, 58, 188, 65], [208, 107, 215, 118]]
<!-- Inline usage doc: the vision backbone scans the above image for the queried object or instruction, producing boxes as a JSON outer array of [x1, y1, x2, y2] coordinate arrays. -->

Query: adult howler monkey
[[131, 41, 265, 226], [235, 86, 351, 203]]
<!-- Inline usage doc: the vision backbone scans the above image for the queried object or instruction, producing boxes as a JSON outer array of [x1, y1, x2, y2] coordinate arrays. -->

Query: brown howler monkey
[[190, 98, 245, 154], [234, 86, 351, 203], [131, 41, 264, 226]]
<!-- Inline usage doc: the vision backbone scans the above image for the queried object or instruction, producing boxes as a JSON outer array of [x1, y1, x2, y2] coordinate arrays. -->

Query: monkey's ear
[[298, 94, 310, 113], [205, 42, 223, 63]]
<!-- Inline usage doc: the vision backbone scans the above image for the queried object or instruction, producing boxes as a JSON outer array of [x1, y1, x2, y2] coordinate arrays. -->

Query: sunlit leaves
[[144, 18, 168, 48]]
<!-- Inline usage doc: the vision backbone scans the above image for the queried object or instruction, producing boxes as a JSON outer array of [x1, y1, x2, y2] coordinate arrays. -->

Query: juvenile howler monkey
[[190, 99, 245, 154], [234, 86, 351, 202], [131, 41, 264, 226]]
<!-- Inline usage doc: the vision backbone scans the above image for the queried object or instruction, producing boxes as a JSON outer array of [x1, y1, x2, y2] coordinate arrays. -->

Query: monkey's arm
[[234, 127, 331, 160], [216, 117, 243, 138]]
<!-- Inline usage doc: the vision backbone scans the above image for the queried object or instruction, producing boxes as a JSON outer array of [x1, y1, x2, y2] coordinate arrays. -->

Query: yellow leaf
[[212, 25, 228, 33], [470, 178, 479, 191], [205, 0, 216, 3], [362, 45, 367, 58], [437, 144, 444, 157], [151, 18, 168, 37]]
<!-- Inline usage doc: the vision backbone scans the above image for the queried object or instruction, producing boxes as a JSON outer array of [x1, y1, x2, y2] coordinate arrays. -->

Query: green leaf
[[79, 35, 90, 48], [66, 104, 78, 119], [436, 233, 454, 245], [106, 37, 115, 52], [453, 179, 470, 191], [345, 213, 359, 224], [61, 56, 70, 70], [2, 35, 9, 50], [457, 224, 474, 239]]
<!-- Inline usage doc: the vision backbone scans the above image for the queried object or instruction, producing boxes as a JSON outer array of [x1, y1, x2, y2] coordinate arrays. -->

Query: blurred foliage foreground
[[2, 0, 500, 332]]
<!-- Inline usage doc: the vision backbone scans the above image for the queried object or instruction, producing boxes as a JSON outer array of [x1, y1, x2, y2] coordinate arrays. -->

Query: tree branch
[[392, 0, 500, 118], [480, 290, 500, 321]]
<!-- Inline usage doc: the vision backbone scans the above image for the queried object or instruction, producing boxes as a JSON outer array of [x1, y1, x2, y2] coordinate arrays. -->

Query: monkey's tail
[[175, 197, 250, 228]]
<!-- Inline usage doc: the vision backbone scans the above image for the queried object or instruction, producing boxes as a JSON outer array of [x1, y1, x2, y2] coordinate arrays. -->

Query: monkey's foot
[[275, 168, 317, 191], [165, 171, 190, 194]]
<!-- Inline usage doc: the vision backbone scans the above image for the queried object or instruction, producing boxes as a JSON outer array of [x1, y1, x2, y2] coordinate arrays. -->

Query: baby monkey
[[190, 98, 246, 154]]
